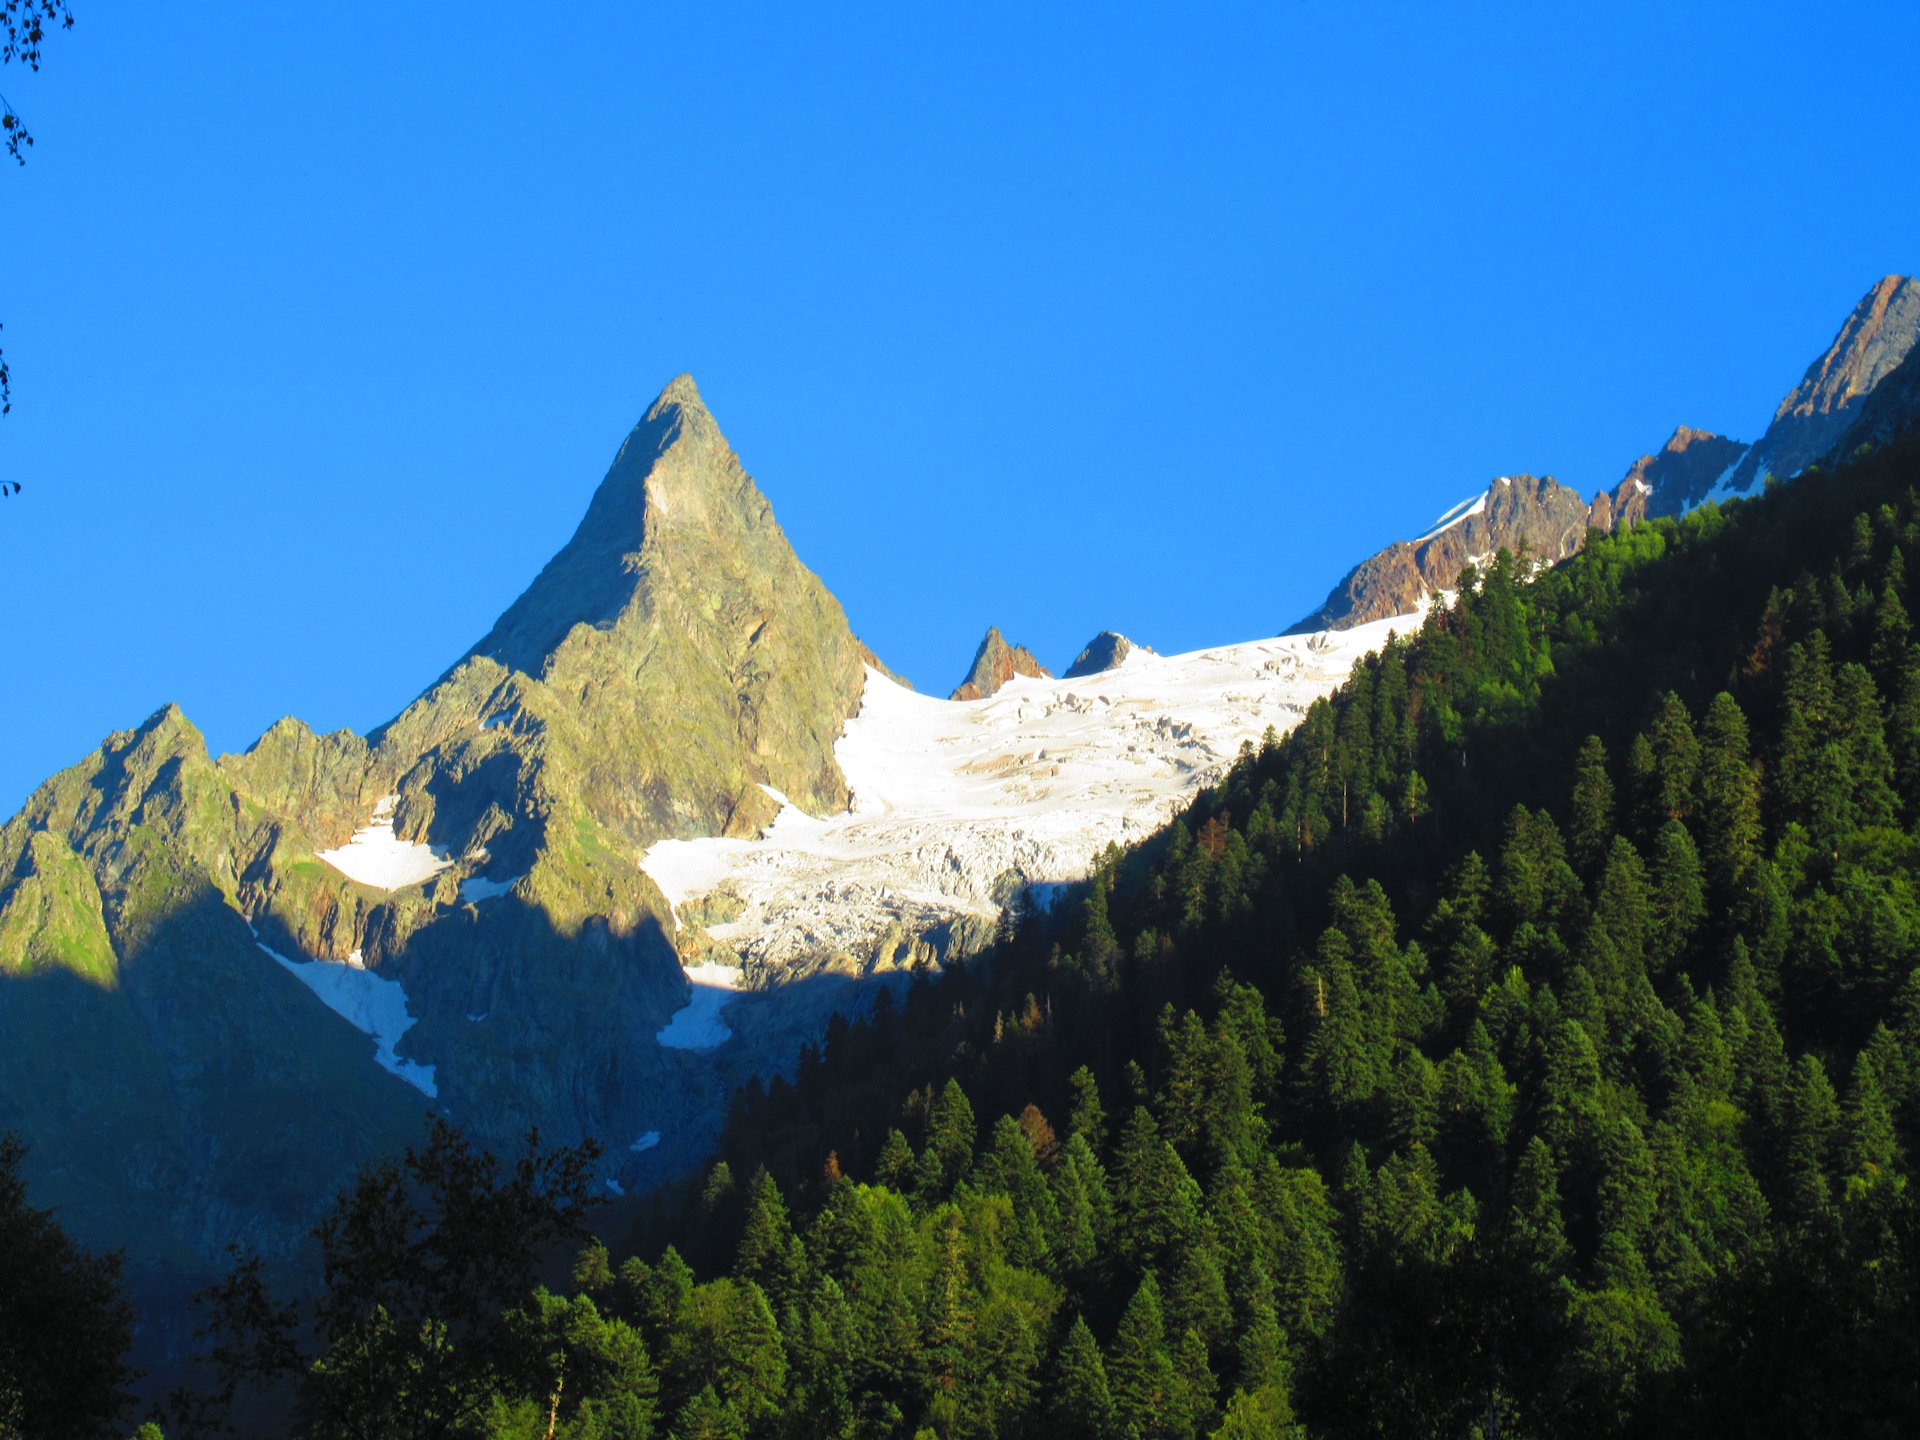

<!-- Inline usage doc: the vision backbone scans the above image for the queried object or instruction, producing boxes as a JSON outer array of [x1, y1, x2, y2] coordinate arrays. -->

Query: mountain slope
[[687, 428, 1920, 1440]]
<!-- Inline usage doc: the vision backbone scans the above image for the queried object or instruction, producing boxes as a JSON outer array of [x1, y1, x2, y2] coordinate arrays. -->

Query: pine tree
[[1569, 735, 1615, 875], [1695, 692, 1761, 895], [734, 1170, 803, 1319], [1646, 692, 1700, 826], [1110, 1274, 1184, 1440], [1647, 820, 1706, 972], [1049, 1315, 1117, 1440], [876, 1130, 917, 1192], [1054, 1132, 1117, 1282], [1068, 1066, 1108, 1153]]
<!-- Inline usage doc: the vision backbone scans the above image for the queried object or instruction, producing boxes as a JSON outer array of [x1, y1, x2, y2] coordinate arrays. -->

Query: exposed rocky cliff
[[1289, 473, 1595, 632], [1715, 275, 1920, 497], [1064, 631, 1152, 678], [1835, 330, 1920, 458], [949, 626, 1052, 700]]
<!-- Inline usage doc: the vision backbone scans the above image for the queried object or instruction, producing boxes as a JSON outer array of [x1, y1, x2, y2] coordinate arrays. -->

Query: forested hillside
[[35, 433, 1920, 1439], [628, 432, 1920, 1439]]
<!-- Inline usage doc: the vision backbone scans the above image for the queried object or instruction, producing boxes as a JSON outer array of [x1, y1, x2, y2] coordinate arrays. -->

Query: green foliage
[[0, 1134, 135, 1440]]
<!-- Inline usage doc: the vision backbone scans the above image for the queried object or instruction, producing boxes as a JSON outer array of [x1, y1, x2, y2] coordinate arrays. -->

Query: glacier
[[641, 613, 1412, 988]]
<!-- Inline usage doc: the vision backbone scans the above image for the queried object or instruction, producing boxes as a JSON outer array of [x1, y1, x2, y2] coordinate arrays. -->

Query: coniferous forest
[[19, 432, 1920, 1437]]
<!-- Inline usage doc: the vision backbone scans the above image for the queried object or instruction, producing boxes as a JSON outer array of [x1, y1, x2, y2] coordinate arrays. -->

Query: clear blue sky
[[3, 2, 1917, 815]]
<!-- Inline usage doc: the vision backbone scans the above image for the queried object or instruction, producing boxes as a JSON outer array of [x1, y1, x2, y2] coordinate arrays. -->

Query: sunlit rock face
[[949, 625, 1052, 700], [1715, 275, 1920, 497], [1290, 473, 1594, 632]]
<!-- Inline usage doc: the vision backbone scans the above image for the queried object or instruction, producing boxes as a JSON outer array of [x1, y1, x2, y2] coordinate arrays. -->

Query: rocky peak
[[380, 373, 868, 854], [950, 627, 1052, 700], [462, 374, 750, 677], [1718, 275, 1920, 496], [1064, 631, 1152, 678], [1600, 425, 1750, 528], [1289, 473, 1595, 632]]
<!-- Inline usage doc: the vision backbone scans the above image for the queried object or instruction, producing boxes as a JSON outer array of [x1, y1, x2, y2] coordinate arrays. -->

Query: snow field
[[316, 795, 453, 891], [640, 615, 1409, 986]]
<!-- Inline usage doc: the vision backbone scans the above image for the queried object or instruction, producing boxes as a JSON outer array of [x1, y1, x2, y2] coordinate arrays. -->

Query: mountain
[[1710, 274, 1920, 499], [949, 626, 1052, 700], [1289, 473, 1593, 632], [0, 374, 882, 1368], [639, 617, 1400, 989], [1063, 630, 1152, 678]]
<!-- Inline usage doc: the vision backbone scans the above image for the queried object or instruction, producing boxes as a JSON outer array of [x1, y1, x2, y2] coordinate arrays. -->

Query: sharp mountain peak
[[950, 626, 1052, 701]]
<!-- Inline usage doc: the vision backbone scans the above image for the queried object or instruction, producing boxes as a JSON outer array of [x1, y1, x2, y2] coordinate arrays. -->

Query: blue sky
[[2, 2, 1917, 813]]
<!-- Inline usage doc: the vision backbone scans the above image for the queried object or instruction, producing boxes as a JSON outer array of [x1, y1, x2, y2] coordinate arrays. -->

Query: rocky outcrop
[[950, 626, 1052, 700], [1715, 275, 1920, 498], [1290, 474, 1595, 632], [857, 638, 913, 691], [1064, 631, 1152, 678], [1599, 426, 1750, 529]]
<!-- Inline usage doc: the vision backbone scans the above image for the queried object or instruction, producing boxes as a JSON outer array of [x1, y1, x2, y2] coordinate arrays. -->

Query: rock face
[[1836, 333, 1920, 457], [1599, 426, 1751, 529], [1064, 631, 1152, 678], [1289, 474, 1595, 632], [0, 375, 876, 1371], [950, 626, 1052, 700], [1715, 275, 1920, 498]]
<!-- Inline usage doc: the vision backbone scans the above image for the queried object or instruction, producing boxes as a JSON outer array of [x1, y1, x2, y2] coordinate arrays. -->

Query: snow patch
[[1633, 478, 1653, 497], [632, 1131, 662, 1153], [253, 928, 438, 1096], [606, 1178, 625, 1196], [641, 617, 1406, 979], [1415, 493, 1488, 544], [316, 796, 452, 891], [655, 963, 744, 1050], [459, 874, 521, 904], [1702, 447, 1759, 508]]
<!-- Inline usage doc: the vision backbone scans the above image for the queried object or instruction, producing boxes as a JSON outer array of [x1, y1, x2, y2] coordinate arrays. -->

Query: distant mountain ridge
[[1290, 274, 1920, 632]]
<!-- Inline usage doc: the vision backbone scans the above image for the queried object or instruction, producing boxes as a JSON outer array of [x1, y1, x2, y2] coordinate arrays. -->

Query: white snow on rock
[[632, 1131, 662, 1153], [316, 795, 452, 891], [459, 874, 521, 904], [252, 928, 438, 1096], [655, 963, 745, 1050], [1414, 492, 1488, 544], [640, 615, 1408, 981]]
